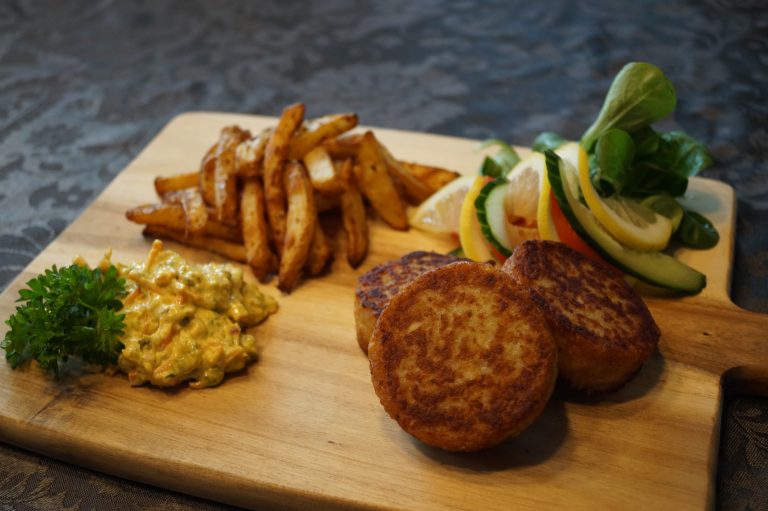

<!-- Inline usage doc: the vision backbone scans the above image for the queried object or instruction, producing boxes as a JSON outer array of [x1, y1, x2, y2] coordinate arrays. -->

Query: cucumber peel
[[474, 178, 513, 257]]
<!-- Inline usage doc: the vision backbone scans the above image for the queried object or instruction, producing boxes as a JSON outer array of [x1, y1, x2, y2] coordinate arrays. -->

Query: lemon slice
[[459, 175, 495, 261], [641, 194, 684, 232], [409, 175, 476, 233], [573, 143, 673, 252], [536, 169, 558, 241]]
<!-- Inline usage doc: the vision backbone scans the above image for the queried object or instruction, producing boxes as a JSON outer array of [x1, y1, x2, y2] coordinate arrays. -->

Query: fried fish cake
[[503, 240, 660, 393], [354, 251, 460, 354], [369, 262, 557, 452]]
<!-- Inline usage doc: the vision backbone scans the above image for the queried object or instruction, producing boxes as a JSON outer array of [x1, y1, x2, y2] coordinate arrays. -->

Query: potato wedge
[[287, 113, 358, 160], [314, 191, 341, 213], [202, 217, 243, 242], [302, 146, 342, 194], [198, 126, 250, 221], [376, 141, 433, 204], [278, 162, 316, 292], [127, 203, 240, 241], [240, 178, 277, 280], [142, 225, 247, 263], [356, 131, 408, 230], [305, 221, 332, 276], [398, 161, 461, 195], [214, 126, 250, 224], [154, 172, 199, 196], [127, 203, 186, 230], [127, 107, 466, 293], [264, 103, 305, 254], [162, 188, 208, 233], [337, 159, 369, 267], [322, 133, 362, 159], [199, 143, 218, 207], [235, 127, 273, 177]]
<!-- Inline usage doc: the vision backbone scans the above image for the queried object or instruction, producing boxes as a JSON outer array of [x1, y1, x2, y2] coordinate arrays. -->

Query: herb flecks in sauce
[[118, 240, 277, 389]]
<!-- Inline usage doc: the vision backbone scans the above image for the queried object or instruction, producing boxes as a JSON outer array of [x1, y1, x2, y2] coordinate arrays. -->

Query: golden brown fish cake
[[368, 262, 557, 452], [354, 251, 460, 354], [503, 240, 660, 393]]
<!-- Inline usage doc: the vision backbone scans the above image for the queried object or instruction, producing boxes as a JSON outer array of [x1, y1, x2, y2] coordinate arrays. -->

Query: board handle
[[649, 297, 768, 395]]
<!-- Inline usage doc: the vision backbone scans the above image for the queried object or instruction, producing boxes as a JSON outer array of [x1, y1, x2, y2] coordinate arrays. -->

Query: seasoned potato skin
[[368, 262, 557, 452], [503, 240, 660, 393]]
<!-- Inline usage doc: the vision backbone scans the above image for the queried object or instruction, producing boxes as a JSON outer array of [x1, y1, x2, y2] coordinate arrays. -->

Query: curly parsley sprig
[[1, 264, 127, 376]]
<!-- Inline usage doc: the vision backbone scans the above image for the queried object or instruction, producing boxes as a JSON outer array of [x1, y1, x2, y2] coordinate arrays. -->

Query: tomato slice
[[550, 191, 605, 263], [488, 243, 507, 263], [450, 230, 505, 262]]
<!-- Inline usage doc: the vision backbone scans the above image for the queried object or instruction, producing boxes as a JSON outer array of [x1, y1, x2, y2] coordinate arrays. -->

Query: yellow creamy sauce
[[117, 240, 277, 389]]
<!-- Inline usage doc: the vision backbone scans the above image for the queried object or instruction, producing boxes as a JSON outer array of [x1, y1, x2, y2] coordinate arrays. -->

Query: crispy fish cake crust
[[369, 262, 557, 452], [503, 240, 660, 393], [354, 251, 460, 354]]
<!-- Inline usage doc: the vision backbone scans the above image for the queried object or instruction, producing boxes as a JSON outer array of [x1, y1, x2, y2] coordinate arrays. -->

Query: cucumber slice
[[544, 151, 705, 295], [475, 178, 513, 257]]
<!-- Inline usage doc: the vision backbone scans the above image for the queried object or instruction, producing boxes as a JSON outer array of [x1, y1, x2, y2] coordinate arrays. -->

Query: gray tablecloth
[[1, 1, 766, 509]]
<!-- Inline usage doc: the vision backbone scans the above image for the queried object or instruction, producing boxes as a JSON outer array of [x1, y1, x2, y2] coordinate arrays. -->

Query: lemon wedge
[[409, 175, 476, 233], [572, 143, 673, 252], [459, 175, 495, 261], [536, 170, 559, 241]]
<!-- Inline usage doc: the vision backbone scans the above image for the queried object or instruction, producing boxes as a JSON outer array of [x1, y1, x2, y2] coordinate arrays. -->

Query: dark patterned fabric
[[0, 0, 766, 509], [0, 443, 239, 511], [719, 396, 768, 510]]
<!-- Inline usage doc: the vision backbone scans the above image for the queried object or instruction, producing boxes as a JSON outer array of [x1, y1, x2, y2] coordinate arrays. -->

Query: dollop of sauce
[[117, 240, 277, 389]]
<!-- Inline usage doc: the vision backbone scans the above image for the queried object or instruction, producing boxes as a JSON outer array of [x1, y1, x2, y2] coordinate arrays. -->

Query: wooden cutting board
[[1, 112, 766, 511]]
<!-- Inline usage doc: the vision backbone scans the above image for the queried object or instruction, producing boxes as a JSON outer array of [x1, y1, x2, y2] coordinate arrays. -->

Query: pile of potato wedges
[[126, 103, 459, 292]]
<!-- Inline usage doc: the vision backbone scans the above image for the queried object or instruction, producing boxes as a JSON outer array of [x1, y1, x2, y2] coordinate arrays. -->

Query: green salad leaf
[[594, 128, 636, 194], [581, 64, 713, 200], [484, 61, 719, 253], [676, 210, 719, 249], [631, 126, 661, 156], [532, 132, 568, 153], [574, 62, 718, 249], [637, 131, 714, 178], [479, 138, 521, 177], [581, 62, 677, 151]]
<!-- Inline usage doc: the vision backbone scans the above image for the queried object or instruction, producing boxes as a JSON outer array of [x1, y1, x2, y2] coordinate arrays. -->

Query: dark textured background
[[0, 0, 766, 509]]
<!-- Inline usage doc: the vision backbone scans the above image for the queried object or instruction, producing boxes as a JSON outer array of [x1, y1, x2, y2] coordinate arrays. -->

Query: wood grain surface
[[0, 112, 765, 511]]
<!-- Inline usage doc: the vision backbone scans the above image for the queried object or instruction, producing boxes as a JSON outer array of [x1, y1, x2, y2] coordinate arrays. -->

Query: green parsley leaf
[[1, 264, 127, 376]]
